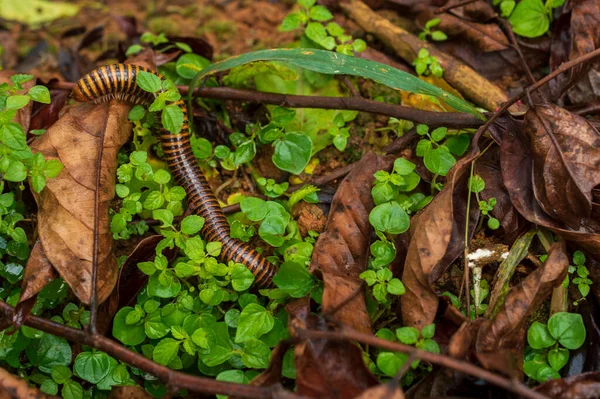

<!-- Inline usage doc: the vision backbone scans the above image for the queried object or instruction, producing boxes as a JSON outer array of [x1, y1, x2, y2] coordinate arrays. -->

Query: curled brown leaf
[[401, 159, 478, 328], [525, 104, 600, 229], [29, 100, 132, 304], [310, 151, 394, 334]]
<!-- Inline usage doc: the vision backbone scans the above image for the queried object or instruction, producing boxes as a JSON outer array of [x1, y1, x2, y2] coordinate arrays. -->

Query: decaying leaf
[[29, 100, 132, 304], [0, 366, 48, 398], [310, 151, 394, 334], [401, 158, 478, 328], [474, 241, 568, 377], [287, 297, 378, 398], [500, 116, 600, 259], [19, 239, 57, 303], [525, 104, 600, 229]]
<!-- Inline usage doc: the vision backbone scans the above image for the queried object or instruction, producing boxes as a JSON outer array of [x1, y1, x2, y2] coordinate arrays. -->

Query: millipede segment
[[73, 63, 277, 287]]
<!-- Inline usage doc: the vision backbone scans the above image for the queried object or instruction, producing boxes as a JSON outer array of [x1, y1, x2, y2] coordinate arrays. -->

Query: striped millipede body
[[72, 63, 276, 287]]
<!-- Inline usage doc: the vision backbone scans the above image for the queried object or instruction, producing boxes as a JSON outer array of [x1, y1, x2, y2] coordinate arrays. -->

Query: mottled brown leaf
[[525, 104, 600, 229], [29, 100, 131, 304], [401, 159, 478, 328], [310, 152, 394, 334], [287, 297, 378, 398], [474, 241, 568, 377]]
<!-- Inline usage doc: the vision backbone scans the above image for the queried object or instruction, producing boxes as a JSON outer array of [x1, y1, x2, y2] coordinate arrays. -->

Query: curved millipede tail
[[73, 63, 277, 288]]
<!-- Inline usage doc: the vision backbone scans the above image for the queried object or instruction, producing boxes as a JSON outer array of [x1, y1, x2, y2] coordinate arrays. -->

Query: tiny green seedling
[[413, 48, 444, 78], [418, 19, 448, 42]]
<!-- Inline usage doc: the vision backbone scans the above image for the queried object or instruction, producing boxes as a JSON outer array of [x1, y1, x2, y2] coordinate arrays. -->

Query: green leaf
[[548, 347, 569, 371], [424, 146, 456, 176], [509, 0, 549, 38], [234, 140, 256, 165], [0, 123, 27, 149], [162, 105, 184, 134], [176, 54, 211, 80], [190, 49, 483, 117], [74, 351, 111, 383], [369, 202, 410, 235], [43, 159, 63, 178], [299, 0, 316, 7], [273, 132, 312, 174], [396, 327, 419, 345], [153, 209, 174, 227], [309, 5, 333, 21], [40, 379, 58, 395], [153, 338, 181, 366], [548, 312, 586, 350], [26, 334, 72, 373], [446, 134, 471, 156], [113, 307, 145, 345], [28, 85, 51, 104], [235, 303, 274, 343], [273, 261, 314, 297], [231, 264, 255, 291], [126, 44, 143, 56], [421, 324, 435, 339], [469, 175, 485, 193], [136, 71, 162, 93], [241, 197, 268, 221], [181, 215, 205, 235], [431, 31, 448, 41], [198, 323, 233, 367], [376, 352, 408, 377], [62, 381, 84, 399], [51, 365, 72, 384], [430, 127, 447, 142], [242, 339, 271, 369], [573, 250, 586, 266], [6, 95, 30, 110], [279, 12, 302, 31], [387, 278, 405, 295], [527, 321, 556, 349], [393, 158, 416, 175]]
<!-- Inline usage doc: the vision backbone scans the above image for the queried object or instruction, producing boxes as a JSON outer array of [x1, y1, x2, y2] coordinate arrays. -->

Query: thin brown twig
[[435, 0, 481, 14], [49, 81, 484, 129], [297, 327, 549, 399], [0, 302, 281, 399]]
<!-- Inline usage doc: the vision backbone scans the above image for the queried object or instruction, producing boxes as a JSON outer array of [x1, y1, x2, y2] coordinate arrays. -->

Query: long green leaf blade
[[190, 48, 484, 118]]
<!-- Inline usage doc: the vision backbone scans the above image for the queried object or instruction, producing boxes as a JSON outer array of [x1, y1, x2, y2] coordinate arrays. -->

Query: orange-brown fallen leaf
[[28, 100, 131, 305], [108, 386, 153, 399], [287, 297, 378, 398], [310, 151, 394, 334], [401, 158, 478, 328]]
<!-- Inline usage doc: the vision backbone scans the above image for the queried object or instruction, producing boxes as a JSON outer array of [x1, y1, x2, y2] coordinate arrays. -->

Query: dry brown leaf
[[401, 159, 478, 328], [287, 297, 378, 398], [0, 366, 50, 398], [500, 116, 600, 259], [310, 151, 394, 334], [525, 104, 600, 229], [19, 239, 57, 303], [474, 241, 568, 378], [29, 101, 131, 304]]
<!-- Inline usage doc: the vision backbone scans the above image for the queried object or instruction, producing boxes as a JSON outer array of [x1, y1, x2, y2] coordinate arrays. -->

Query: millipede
[[72, 63, 277, 288]]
